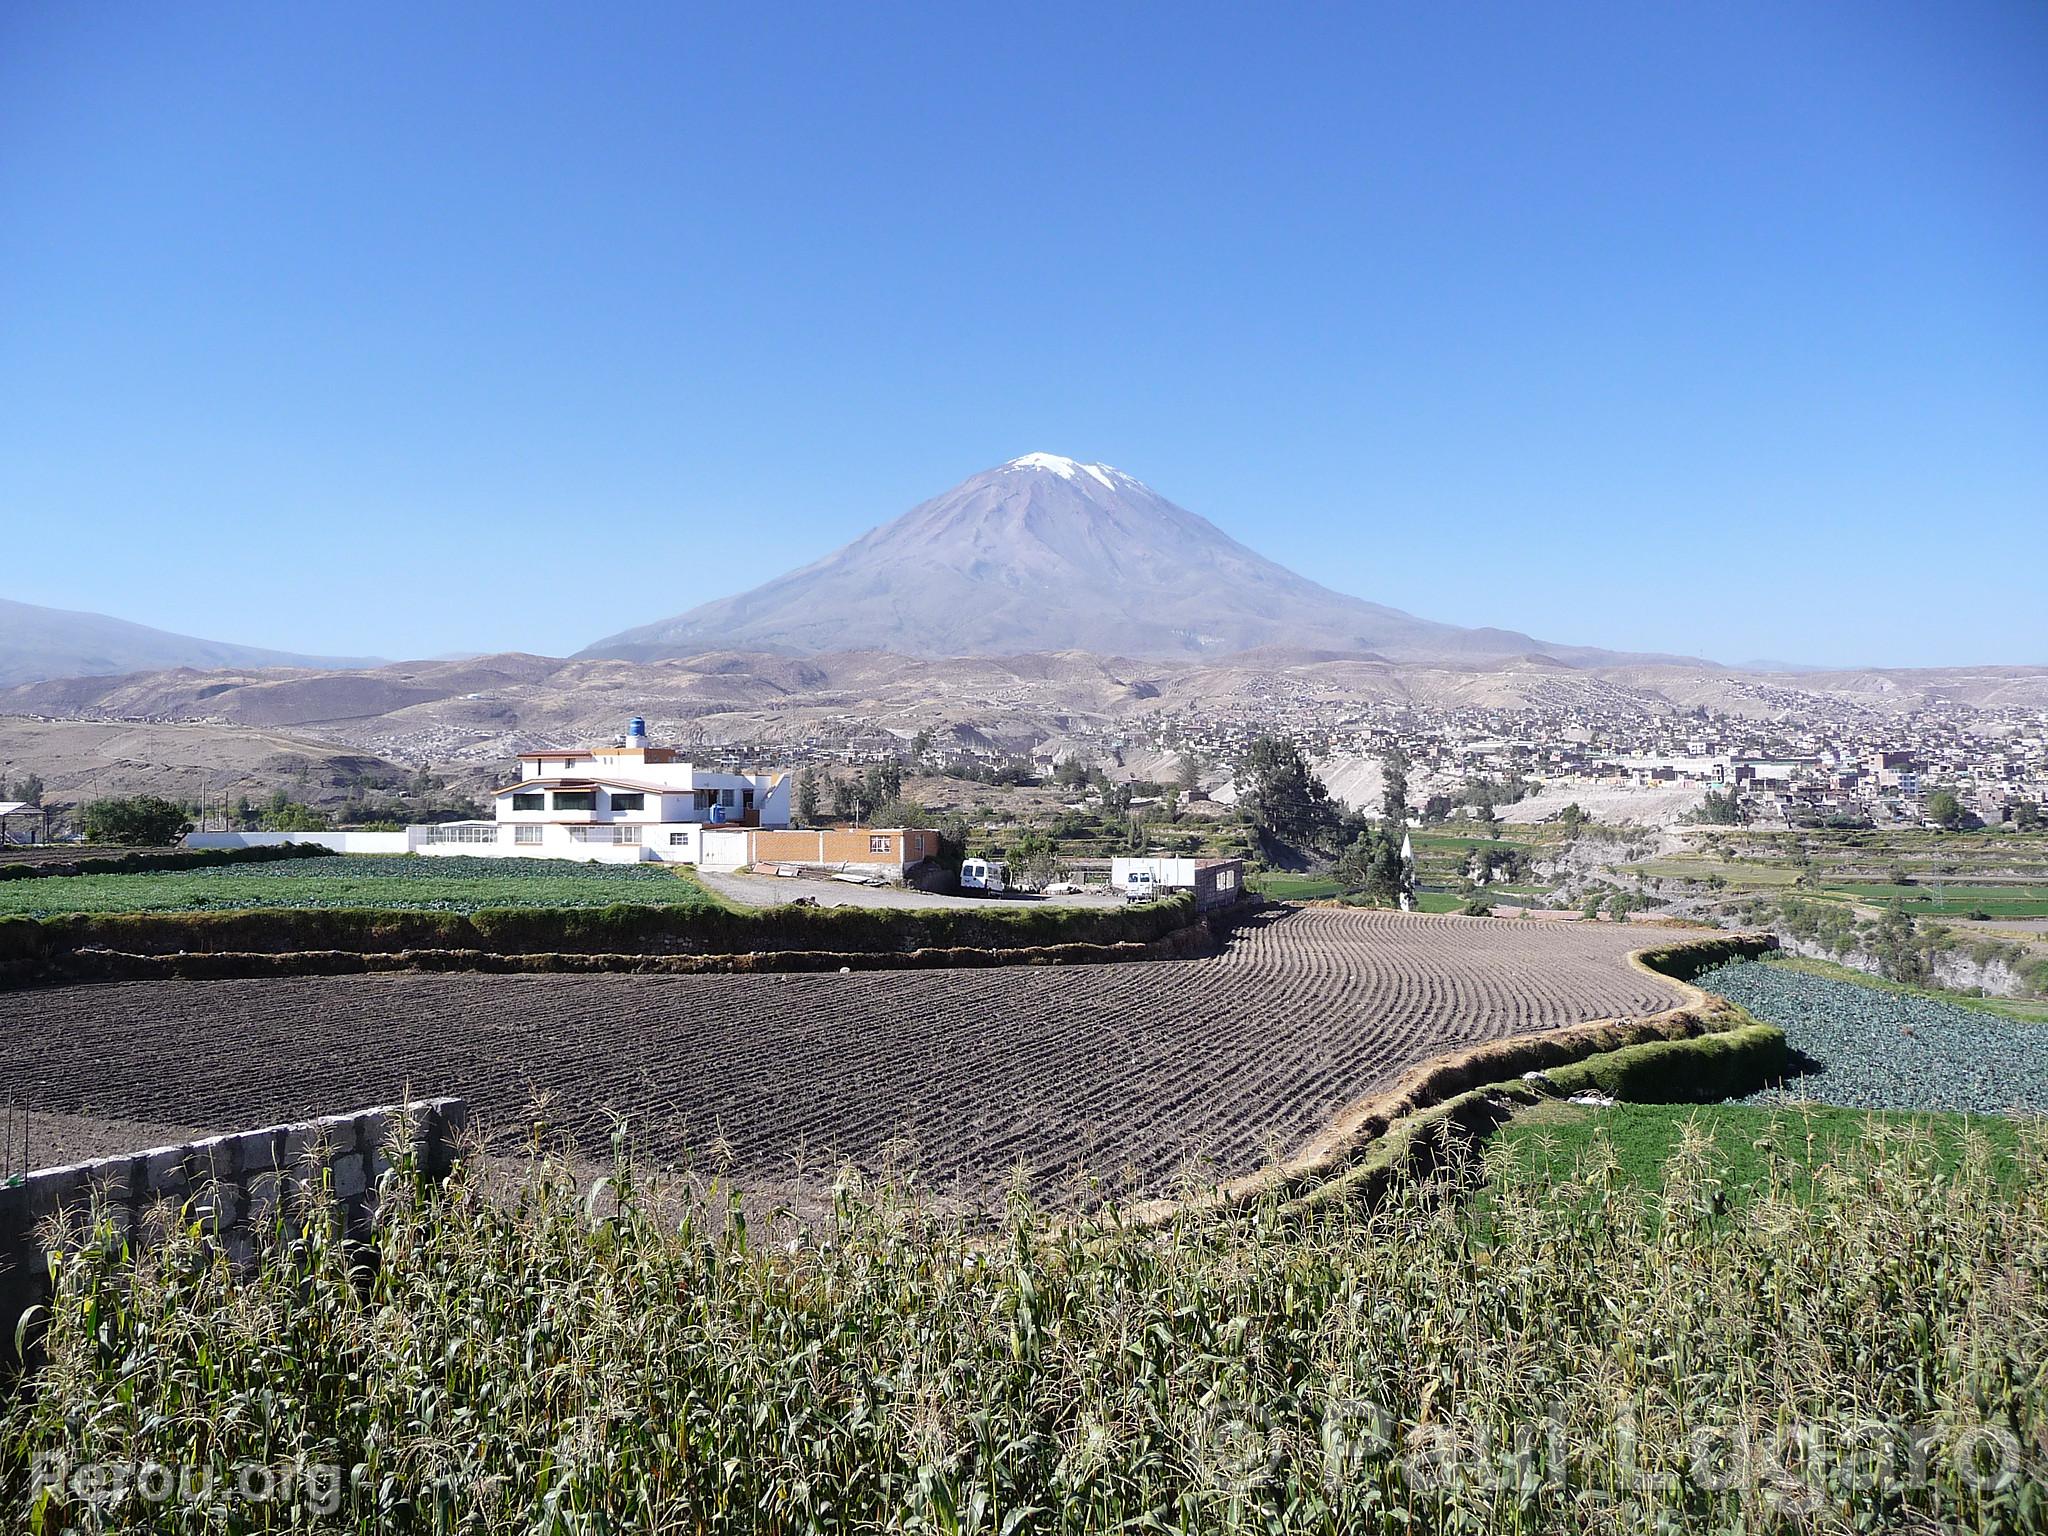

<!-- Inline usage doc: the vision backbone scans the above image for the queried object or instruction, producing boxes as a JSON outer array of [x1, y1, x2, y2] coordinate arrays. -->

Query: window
[[421, 824, 500, 845], [615, 825, 641, 844], [870, 835, 891, 854], [511, 793, 544, 812], [1215, 867, 1238, 891], [551, 792, 595, 813], [514, 825, 543, 845], [609, 792, 644, 813], [669, 831, 690, 846]]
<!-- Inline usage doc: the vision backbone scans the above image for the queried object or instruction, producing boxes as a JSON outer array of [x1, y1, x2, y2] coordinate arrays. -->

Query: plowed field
[[5, 909, 1684, 1203]]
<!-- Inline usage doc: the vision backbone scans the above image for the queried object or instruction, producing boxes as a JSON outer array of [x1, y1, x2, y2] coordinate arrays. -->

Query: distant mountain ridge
[[0, 595, 380, 688], [578, 455, 1693, 666]]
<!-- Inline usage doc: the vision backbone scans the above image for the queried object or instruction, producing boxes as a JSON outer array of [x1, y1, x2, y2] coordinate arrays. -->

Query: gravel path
[[697, 869, 1124, 911], [7, 909, 1683, 1205]]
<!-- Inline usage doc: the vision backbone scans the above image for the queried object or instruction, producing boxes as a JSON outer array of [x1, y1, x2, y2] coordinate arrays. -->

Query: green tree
[[1007, 827, 1057, 884], [862, 762, 903, 810], [1052, 756, 1092, 790], [795, 769, 821, 827], [1334, 822, 1409, 907], [1175, 754, 1201, 796], [3, 772, 44, 805], [1870, 899, 1926, 984], [828, 776, 861, 821], [1380, 749, 1410, 826], [82, 796, 191, 846], [1925, 789, 1964, 831], [1240, 735, 1340, 849], [1695, 788, 1743, 826]]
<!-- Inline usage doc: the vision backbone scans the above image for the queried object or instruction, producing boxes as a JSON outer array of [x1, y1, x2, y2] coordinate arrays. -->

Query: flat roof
[[495, 777, 698, 796]]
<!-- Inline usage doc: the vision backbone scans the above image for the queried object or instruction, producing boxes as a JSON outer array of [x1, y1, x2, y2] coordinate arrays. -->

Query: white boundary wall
[[185, 830, 411, 854]]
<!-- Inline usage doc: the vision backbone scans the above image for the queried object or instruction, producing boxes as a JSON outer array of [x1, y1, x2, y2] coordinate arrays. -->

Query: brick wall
[[750, 827, 940, 872], [0, 1098, 467, 1367]]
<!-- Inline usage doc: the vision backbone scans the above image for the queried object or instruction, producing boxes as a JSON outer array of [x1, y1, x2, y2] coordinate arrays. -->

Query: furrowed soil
[[5, 908, 1684, 1207]]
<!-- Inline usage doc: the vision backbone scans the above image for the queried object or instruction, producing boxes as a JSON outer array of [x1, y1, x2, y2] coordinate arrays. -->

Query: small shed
[[1110, 855, 1246, 910], [0, 802, 53, 846]]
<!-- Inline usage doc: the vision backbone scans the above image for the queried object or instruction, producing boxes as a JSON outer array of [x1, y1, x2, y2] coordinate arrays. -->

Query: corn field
[[8, 1117, 2046, 1534]]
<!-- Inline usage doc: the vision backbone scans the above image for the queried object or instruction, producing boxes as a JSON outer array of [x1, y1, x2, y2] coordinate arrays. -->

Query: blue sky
[[2, 3, 2043, 668]]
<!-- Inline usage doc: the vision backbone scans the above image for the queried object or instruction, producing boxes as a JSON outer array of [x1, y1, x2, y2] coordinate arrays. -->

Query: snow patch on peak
[[1006, 452, 1082, 478], [1004, 454, 1137, 492]]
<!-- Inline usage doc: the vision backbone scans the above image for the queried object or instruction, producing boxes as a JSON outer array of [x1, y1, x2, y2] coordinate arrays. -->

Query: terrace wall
[[0, 894, 1211, 988], [0, 1098, 468, 1370]]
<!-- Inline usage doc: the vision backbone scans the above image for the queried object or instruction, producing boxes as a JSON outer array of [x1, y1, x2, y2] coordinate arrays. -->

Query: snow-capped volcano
[[577, 456, 1637, 664], [999, 452, 1138, 491]]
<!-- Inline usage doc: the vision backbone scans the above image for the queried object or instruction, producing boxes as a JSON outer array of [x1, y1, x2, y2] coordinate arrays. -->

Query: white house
[[415, 717, 792, 864]]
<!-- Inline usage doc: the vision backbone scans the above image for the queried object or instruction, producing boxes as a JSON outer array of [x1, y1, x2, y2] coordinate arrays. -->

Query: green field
[[1819, 881, 2048, 917], [1492, 1099, 2027, 1209], [0, 854, 719, 916], [1247, 870, 1343, 900], [1409, 830, 1542, 854], [1244, 876, 1490, 914], [1762, 951, 2048, 1024]]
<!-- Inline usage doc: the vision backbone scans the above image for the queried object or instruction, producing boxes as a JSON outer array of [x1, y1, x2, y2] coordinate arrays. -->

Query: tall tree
[[1239, 735, 1339, 849], [1380, 748, 1410, 826], [1335, 822, 1410, 907], [82, 796, 191, 847]]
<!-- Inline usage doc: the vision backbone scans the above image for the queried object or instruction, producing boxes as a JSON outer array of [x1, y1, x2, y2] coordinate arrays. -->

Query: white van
[[959, 857, 1010, 894]]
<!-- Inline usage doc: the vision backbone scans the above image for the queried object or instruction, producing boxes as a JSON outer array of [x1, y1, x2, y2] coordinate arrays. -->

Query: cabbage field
[[0, 854, 717, 916], [1701, 957, 2048, 1117]]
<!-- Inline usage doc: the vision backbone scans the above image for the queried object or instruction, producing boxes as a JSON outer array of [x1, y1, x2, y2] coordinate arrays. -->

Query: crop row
[[8, 909, 1680, 1204]]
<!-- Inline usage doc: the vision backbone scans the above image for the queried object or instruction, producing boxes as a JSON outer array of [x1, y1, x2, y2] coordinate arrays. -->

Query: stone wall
[[0, 1098, 467, 1366]]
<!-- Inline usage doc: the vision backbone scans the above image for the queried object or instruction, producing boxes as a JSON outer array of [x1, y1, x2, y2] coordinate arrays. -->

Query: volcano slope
[[8, 909, 1684, 1206]]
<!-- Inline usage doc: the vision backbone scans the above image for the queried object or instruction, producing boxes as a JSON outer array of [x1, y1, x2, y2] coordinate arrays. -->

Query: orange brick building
[[700, 825, 943, 880]]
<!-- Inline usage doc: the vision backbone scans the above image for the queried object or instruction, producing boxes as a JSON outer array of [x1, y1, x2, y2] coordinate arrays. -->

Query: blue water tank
[[627, 716, 647, 742]]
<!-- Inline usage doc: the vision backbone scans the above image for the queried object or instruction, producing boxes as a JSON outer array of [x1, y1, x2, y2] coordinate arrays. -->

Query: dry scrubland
[[4, 909, 1680, 1204]]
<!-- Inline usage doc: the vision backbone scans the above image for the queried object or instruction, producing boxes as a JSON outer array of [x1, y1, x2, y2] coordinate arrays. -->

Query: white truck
[[1111, 855, 1245, 908], [958, 857, 1010, 895], [1112, 856, 1198, 901]]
